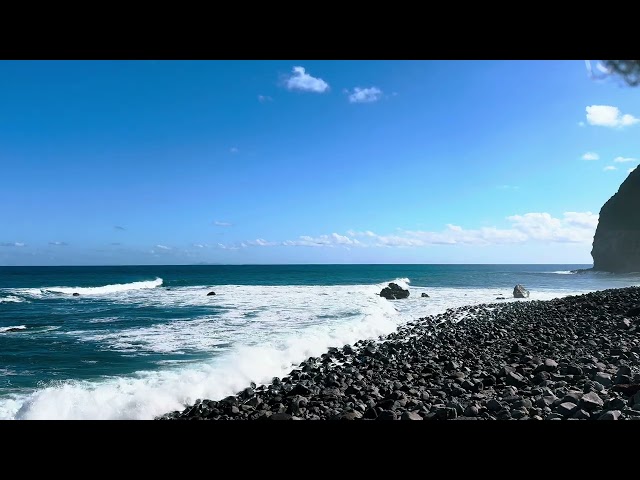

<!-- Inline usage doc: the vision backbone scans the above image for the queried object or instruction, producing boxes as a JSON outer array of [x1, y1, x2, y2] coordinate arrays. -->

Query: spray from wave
[[19, 278, 163, 297], [0, 325, 27, 333], [0, 296, 27, 303]]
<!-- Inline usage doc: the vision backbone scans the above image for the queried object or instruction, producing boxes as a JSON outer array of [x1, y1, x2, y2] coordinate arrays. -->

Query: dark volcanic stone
[[421, 293, 430, 298], [379, 283, 410, 300], [269, 413, 293, 421], [513, 284, 529, 298], [401, 411, 423, 420], [556, 402, 578, 417], [580, 392, 604, 410], [207, 291, 216, 296], [340, 411, 362, 420], [598, 410, 621, 420], [377, 410, 397, 421], [506, 371, 527, 387], [626, 306, 640, 317]]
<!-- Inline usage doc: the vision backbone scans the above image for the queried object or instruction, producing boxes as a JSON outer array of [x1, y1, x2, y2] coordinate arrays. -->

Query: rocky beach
[[158, 285, 640, 421]]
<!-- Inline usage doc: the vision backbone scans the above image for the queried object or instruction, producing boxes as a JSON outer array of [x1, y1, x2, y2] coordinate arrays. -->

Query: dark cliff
[[591, 167, 640, 272]]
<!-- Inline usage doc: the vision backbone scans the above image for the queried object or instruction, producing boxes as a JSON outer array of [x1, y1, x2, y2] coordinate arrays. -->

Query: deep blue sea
[[1, 264, 639, 419]]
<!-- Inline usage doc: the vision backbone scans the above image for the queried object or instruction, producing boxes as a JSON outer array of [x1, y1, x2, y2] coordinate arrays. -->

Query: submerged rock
[[72, 293, 80, 297], [207, 291, 216, 296], [513, 285, 529, 298], [421, 293, 430, 298], [380, 283, 409, 300]]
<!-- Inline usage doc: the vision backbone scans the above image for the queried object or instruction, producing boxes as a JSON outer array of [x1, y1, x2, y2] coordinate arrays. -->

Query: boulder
[[421, 293, 430, 298], [72, 293, 80, 297], [591, 167, 640, 272], [513, 285, 529, 298], [207, 291, 216, 296], [379, 283, 409, 300]]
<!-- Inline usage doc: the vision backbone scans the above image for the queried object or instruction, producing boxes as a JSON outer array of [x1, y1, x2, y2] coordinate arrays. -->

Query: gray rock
[[580, 392, 604, 410], [513, 284, 530, 298], [594, 372, 613, 387], [556, 402, 578, 417], [401, 411, 423, 420], [598, 410, 621, 420]]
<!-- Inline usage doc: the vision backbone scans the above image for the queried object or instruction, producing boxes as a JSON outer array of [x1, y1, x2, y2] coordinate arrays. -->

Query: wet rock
[[513, 285, 529, 298]]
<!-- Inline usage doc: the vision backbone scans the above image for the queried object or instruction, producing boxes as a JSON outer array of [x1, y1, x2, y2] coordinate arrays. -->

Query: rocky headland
[[591, 168, 640, 273]]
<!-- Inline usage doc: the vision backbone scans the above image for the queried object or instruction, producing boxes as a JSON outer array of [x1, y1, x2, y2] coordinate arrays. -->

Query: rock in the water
[[207, 291, 216, 296], [72, 293, 80, 297], [421, 293, 429, 298], [513, 285, 529, 298], [591, 167, 640, 272], [379, 283, 409, 300]]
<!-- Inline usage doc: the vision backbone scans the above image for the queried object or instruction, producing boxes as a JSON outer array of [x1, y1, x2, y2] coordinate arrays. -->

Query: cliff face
[[591, 167, 640, 272]]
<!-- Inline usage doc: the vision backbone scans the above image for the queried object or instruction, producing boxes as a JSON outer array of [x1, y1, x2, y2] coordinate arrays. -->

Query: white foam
[[0, 296, 26, 303], [548, 271, 576, 275], [18, 278, 163, 297], [0, 278, 585, 420], [0, 325, 26, 333]]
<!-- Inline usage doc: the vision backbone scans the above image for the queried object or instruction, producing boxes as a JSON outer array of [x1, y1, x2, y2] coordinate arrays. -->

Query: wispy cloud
[[258, 95, 273, 103], [578, 121, 585, 127], [246, 238, 278, 247], [629, 167, 637, 174], [285, 66, 329, 93], [348, 87, 383, 103], [582, 152, 599, 161], [604, 166, 617, 171], [613, 156, 637, 163], [49, 241, 68, 246], [279, 212, 599, 248], [192, 243, 208, 248], [230, 147, 239, 154], [155, 244, 171, 250], [213, 221, 233, 227], [217, 243, 240, 250], [282, 233, 361, 247], [0, 242, 25, 247], [114, 225, 126, 231], [586, 105, 639, 128]]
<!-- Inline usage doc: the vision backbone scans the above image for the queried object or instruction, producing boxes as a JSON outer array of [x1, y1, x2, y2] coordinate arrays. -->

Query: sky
[[1, 60, 639, 266]]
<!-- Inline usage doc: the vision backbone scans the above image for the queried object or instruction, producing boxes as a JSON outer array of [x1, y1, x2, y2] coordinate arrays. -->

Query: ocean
[[1, 264, 639, 420]]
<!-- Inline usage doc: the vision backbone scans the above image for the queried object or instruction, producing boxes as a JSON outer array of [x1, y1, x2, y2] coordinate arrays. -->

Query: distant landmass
[[591, 168, 640, 273]]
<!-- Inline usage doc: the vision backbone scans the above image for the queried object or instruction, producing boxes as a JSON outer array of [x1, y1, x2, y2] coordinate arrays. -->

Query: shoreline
[[158, 285, 640, 420]]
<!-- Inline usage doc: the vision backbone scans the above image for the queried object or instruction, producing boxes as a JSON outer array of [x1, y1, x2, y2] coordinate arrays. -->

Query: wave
[[21, 278, 164, 297], [0, 296, 26, 303], [548, 271, 576, 275], [0, 325, 27, 333]]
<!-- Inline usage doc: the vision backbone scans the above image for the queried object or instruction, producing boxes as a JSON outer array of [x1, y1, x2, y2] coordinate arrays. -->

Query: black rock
[[598, 410, 621, 420], [207, 291, 216, 296], [580, 392, 603, 410], [513, 284, 529, 298], [401, 411, 423, 420], [421, 293, 430, 298], [379, 283, 410, 300], [626, 306, 640, 317], [269, 413, 293, 420], [72, 293, 80, 296]]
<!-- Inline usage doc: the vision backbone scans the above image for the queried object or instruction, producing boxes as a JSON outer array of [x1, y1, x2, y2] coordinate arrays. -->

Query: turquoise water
[[1, 263, 638, 419]]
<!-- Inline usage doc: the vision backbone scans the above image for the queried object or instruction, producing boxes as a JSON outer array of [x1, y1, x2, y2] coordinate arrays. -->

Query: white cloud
[[49, 241, 68, 246], [244, 238, 278, 247], [273, 212, 599, 249], [217, 243, 239, 250], [155, 244, 171, 250], [283, 233, 361, 247], [586, 105, 639, 128], [578, 121, 585, 127], [213, 221, 233, 227], [348, 87, 383, 104], [604, 166, 617, 171], [0, 242, 25, 247], [192, 244, 208, 248], [582, 152, 599, 161], [230, 147, 239, 154], [258, 95, 273, 103], [613, 156, 637, 163], [629, 167, 637, 174], [285, 66, 329, 93]]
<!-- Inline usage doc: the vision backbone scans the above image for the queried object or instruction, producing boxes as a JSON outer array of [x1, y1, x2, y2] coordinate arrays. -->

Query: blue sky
[[1, 60, 639, 265]]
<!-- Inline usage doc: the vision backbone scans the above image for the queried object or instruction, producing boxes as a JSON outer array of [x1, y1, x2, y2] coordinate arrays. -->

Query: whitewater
[[1, 264, 637, 420]]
